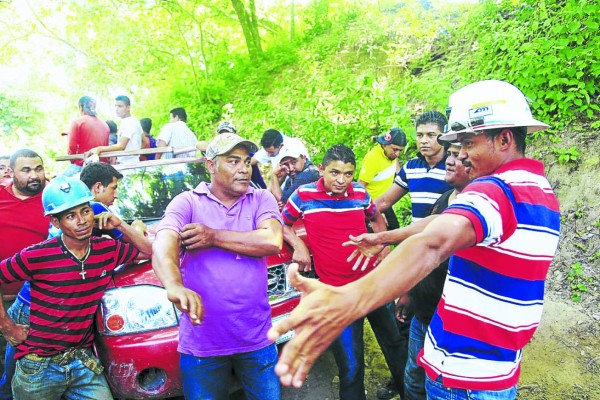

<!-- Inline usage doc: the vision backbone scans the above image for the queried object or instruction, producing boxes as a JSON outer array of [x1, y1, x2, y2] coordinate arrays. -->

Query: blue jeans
[[180, 344, 280, 400], [12, 350, 113, 400], [425, 376, 517, 400], [405, 316, 428, 400], [330, 302, 405, 400], [0, 298, 30, 400]]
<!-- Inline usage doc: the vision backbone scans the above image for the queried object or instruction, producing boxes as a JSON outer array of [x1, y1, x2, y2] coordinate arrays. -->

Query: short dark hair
[[416, 111, 448, 132], [115, 95, 131, 106], [260, 129, 283, 148], [322, 144, 356, 167], [10, 149, 43, 169], [105, 120, 118, 134], [484, 127, 527, 154], [140, 118, 152, 134], [170, 108, 187, 122], [0, 155, 9, 161], [80, 162, 123, 188]]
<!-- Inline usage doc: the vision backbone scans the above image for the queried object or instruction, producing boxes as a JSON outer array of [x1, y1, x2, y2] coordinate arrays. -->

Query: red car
[[93, 158, 304, 399]]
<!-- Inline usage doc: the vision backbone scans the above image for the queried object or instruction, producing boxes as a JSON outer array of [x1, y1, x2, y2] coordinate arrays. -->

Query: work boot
[[376, 379, 399, 399]]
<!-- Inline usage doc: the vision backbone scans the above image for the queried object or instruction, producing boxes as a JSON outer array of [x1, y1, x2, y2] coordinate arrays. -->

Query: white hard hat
[[439, 80, 549, 142]]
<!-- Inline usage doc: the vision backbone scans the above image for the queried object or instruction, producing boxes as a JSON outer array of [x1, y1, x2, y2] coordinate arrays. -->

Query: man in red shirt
[[64, 96, 110, 176], [0, 149, 50, 399], [0, 176, 152, 400], [0, 149, 49, 298], [282, 144, 405, 400]]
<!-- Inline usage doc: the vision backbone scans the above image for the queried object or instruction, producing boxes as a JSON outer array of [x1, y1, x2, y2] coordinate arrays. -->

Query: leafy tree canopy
[[0, 0, 597, 179]]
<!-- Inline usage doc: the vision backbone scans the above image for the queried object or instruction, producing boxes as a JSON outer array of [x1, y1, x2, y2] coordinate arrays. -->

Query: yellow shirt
[[358, 145, 396, 199]]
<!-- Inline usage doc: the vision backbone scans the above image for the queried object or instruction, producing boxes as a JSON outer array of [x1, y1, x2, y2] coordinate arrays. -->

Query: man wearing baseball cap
[[153, 132, 284, 399], [269, 80, 560, 400], [358, 128, 407, 231], [268, 138, 319, 208]]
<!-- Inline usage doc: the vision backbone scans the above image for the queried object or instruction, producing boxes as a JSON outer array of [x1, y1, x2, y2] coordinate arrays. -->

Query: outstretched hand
[[267, 263, 359, 388], [342, 233, 385, 271]]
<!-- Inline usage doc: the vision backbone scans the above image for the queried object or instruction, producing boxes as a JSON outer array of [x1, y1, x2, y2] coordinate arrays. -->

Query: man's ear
[[206, 159, 217, 174], [499, 129, 512, 148], [91, 182, 103, 195], [50, 216, 60, 229], [318, 164, 324, 176]]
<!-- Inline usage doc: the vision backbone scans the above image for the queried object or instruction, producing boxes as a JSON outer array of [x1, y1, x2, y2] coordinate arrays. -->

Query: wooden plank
[[55, 146, 198, 161]]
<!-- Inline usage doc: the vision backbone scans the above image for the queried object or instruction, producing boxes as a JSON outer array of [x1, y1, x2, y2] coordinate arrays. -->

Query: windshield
[[113, 161, 209, 221]]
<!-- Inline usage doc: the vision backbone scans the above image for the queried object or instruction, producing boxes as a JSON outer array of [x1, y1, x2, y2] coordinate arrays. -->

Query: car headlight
[[100, 285, 179, 335]]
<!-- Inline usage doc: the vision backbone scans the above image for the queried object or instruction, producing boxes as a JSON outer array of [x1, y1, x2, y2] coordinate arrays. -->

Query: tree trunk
[[231, 0, 262, 59]]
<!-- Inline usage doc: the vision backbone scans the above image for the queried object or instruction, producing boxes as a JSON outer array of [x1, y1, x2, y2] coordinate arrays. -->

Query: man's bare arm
[[375, 184, 407, 212], [86, 137, 130, 156], [95, 212, 152, 259], [268, 167, 286, 202], [268, 213, 477, 387], [152, 230, 203, 324], [180, 218, 283, 257], [283, 224, 311, 271]]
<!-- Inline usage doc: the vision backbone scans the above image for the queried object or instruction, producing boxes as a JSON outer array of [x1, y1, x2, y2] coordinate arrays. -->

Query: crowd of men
[[0, 79, 560, 400]]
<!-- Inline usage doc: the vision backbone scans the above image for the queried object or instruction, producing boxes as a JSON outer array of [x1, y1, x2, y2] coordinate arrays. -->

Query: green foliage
[[0, 0, 598, 180], [0, 94, 41, 137], [434, 0, 600, 134], [551, 145, 580, 165], [567, 262, 593, 302], [573, 201, 585, 219]]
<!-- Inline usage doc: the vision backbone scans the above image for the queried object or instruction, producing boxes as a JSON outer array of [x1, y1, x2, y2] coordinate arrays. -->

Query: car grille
[[268, 263, 290, 297]]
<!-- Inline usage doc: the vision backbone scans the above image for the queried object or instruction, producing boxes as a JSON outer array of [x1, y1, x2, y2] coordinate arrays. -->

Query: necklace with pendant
[[62, 236, 92, 280]]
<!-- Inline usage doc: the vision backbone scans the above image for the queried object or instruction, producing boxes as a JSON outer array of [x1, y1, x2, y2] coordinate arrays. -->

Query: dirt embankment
[[518, 124, 600, 400]]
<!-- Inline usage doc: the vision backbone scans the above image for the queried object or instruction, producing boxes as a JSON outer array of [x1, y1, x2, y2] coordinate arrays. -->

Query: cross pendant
[[80, 270, 87, 280]]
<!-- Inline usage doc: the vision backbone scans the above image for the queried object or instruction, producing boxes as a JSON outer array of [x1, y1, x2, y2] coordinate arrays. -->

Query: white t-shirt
[[253, 134, 310, 165], [118, 116, 143, 164], [157, 120, 197, 159]]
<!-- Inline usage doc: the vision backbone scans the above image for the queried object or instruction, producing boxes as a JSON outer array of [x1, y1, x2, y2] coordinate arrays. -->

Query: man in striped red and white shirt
[[269, 80, 561, 400], [0, 176, 152, 400]]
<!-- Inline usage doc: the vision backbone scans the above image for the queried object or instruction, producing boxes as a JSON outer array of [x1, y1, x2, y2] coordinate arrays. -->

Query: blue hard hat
[[42, 176, 95, 216]]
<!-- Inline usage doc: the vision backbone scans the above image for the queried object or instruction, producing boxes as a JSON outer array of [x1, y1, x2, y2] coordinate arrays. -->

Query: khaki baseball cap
[[205, 133, 258, 160]]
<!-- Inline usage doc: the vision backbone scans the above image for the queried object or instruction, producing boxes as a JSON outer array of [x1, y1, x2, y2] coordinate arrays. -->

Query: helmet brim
[[439, 119, 550, 143], [44, 195, 95, 216]]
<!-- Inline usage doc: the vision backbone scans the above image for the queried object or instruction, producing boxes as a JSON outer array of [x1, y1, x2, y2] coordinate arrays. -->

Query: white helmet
[[439, 80, 549, 142]]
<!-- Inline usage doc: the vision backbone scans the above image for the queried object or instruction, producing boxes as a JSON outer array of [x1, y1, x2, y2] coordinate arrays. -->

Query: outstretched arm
[[268, 213, 476, 388], [375, 184, 408, 212]]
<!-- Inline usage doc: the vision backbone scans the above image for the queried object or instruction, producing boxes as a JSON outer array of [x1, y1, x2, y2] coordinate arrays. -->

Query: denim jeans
[[180, 343, 280, 400], [330, 302, 406, 400], [12, 350, 113, 400], [425, 376, 517, 400], [0, 297, 30, 400], [404, 316, 428, 400]]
